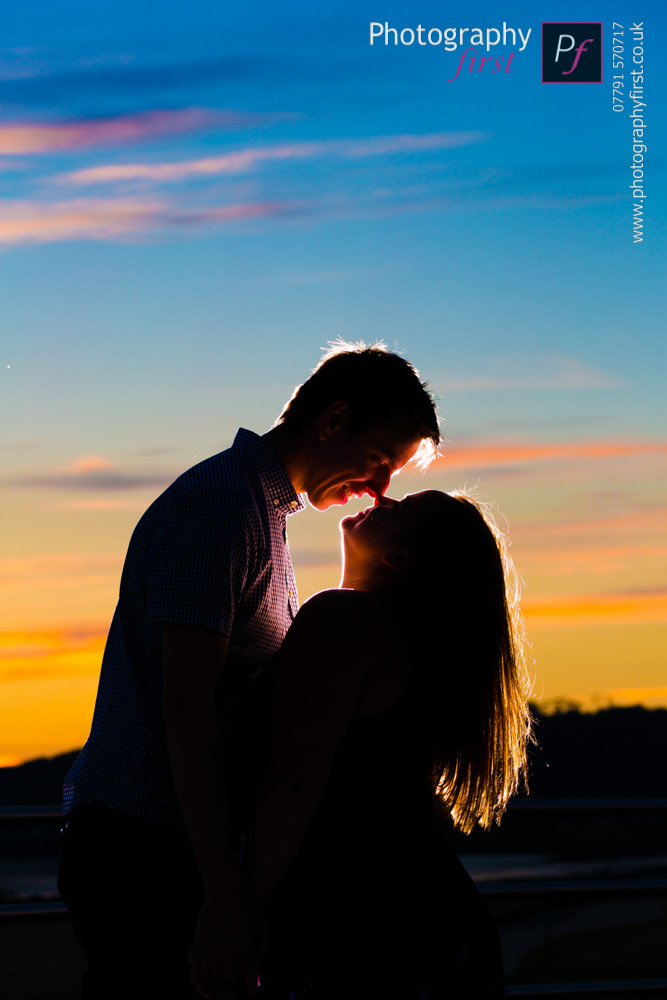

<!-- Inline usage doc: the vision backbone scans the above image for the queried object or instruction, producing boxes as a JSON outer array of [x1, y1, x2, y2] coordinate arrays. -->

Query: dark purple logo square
[[542, 23, 603, 83]]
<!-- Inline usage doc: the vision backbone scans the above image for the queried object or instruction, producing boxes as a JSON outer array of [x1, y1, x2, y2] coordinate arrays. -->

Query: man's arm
[[161, 623, 265, 999]]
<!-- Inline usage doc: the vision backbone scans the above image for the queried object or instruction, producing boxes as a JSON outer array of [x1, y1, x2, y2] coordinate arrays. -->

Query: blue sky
[[3, 2, 664, 447], [0, 0, 665, 758]]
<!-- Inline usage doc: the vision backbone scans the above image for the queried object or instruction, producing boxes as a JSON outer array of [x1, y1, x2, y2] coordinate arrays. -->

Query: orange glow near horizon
[[0, 2, 663, 785], [2, 433, 664, 765], [522, 591, 667, 627], [0, 626, 107, 684], [432, 438, 667, 470], [0, 616, 665, 765], [0, 755, 22, 769]]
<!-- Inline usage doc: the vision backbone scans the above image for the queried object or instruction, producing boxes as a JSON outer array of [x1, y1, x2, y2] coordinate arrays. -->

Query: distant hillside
[[524, 705, 667, 799], [0, 750, 79, 805], [0, 706, 666, 806]]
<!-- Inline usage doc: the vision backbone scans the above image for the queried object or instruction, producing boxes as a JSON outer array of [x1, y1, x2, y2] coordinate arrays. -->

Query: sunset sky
[[1, 0, 665, 763]]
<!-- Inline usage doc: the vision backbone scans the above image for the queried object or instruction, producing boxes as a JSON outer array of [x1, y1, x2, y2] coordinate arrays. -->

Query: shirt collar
[[232, 428, 305, 516]]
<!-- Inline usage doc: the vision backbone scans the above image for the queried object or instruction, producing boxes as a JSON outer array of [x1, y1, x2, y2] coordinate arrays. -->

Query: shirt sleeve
[[145, 490, 251, 636]]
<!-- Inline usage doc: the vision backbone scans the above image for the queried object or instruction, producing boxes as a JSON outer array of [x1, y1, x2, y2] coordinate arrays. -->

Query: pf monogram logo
[[542, 22, 603, 83]]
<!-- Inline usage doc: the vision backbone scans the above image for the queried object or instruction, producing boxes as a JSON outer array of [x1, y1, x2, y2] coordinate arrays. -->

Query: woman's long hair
[[399, 490, 533, 834]]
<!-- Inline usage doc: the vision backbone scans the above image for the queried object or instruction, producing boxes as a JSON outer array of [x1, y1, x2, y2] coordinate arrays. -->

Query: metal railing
[[484, 876, 667, 896], [0, 805, 62, 823], [1, 801, 666, 997], [0, 900, 68, 923], [505, 983, 667, 997], [506, 797, 667, 811]]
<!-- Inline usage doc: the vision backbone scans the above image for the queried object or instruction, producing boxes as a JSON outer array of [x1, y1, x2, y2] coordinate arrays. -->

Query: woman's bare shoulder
[[301, 587, 375, 611], [289, 588, 397, 651], [298, 588, 384, 626]]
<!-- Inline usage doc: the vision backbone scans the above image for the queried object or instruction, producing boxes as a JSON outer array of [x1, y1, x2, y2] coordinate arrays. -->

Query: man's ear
[[318, 401, 350, 441]]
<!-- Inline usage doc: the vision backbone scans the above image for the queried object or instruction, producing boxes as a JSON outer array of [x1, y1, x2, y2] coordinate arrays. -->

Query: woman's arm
[[162, 625, 265, 996], [243, 589, 377, 905]]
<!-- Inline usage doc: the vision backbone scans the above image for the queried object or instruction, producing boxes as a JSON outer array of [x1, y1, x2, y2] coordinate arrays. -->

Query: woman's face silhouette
[[340, 490, 456, 588]]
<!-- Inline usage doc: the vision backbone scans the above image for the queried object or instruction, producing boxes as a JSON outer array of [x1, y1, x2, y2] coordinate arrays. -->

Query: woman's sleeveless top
[[230, 662, 505, 998]]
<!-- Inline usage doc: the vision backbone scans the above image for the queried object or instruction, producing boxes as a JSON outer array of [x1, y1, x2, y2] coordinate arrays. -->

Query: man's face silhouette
[[304, 411, 422, 511]]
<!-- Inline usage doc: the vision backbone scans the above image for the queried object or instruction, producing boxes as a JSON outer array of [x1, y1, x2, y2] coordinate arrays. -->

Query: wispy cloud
[[434, 438, 666, 472], [2, 129, 611, 247], [59, 131, 487, 186], [61, 143, 322, 184], [0, 55, 279, 110], [0, 553, 122, 630], [517, 507, 667, 541], [0, 196, 299, 246], [437, 356, 624, 391], [10, 453, 174, 490], [15, 469, 172, 491], [523, 589, 667, 627], [0, 624, 107, 682], [0, 108, 249, 155], [517, 543, 666, 581], [0, 553, 122, 581], [0, 189, 622, 247], [58, 455, 113, 473], [0, 197, 170, 244]]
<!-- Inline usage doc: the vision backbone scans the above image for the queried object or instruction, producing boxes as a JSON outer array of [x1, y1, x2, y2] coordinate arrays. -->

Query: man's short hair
[[277, 339, 440, 468]]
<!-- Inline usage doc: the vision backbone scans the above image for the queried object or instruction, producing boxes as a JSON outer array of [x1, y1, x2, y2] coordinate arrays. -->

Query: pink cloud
[[0, 197, 168, 244], [0, 196, 296, 246], [59, 132, 487, 186], [433, 439, 667, 471], [0, 623, 109, 684], [523, 589, 667, 626], [438, 356, 623, 390], [58, 455, 113, 474], [0, 108, 242, 155], [342, 132, 487, 157], [0, 553, 123, 581], [517, 507, 667, 540], [62, 143, 322, 184], [516, 543, 667, 579]]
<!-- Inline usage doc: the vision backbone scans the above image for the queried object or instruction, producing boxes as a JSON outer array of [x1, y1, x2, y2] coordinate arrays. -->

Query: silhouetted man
[[58, 341, 440, 999]]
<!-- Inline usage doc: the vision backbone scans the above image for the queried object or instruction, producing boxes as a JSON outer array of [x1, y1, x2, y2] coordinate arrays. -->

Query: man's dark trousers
[[58, 802, 203, 999]]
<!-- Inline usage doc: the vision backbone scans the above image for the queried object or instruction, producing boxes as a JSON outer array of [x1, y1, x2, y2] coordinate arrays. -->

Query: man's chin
[[306, 494, 333, 512], [307, 491, 346, 512]]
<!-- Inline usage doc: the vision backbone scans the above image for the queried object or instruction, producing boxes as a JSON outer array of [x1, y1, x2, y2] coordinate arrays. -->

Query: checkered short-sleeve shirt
[[64, 428, 304, 828]]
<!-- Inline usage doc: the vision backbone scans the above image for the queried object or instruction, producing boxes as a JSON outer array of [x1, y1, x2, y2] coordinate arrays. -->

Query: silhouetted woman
[[225, 489, 532, 999]]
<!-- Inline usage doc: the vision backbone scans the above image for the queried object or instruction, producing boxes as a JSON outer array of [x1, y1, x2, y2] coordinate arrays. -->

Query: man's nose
[[367, 469, 391, 500], [373, 494, 396, 508]]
